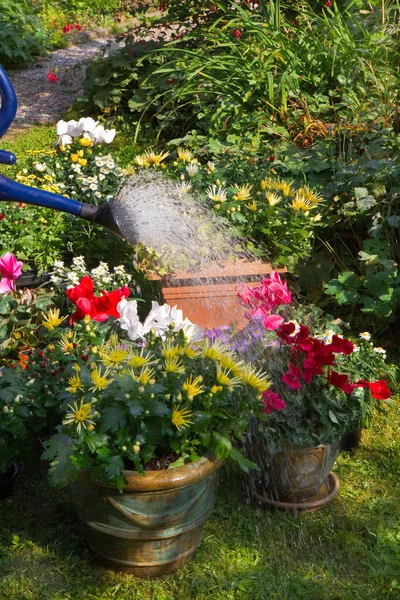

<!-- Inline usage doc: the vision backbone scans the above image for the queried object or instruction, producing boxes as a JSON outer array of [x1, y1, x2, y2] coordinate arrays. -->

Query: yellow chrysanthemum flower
[[246, 201, 257, 212], [137, 367, 156, 386], [99, 347, 129, 367], [90, 367, 113, 391], [42, 308, 67, 331], [63, 400, 96, 433], [128, 350, 156, 369], [211, 385, 223, 394], [177, 147, 194, 163], [182, 346, 200, 359], [145, 150, 170, 166], [164, 356, 186, 374], [218, 354, 243, 377], [134, 153, 151, 167], [233, 183, 253, 202], [182, 375, 205, 400], [276, 180, 292, 196], [216, 368, 242, 389], [200, 340, 231, 361], [266, 192, 282, 206], [239, 365, 270, 393], [66, 374, 84, 394], [291, 194, 316, 212], [59, 333, 76, 354], [297, 185, 324, 206], [171, 405, 193, 431], [260, 177, 279, 191], [161, 343, 182, 360]]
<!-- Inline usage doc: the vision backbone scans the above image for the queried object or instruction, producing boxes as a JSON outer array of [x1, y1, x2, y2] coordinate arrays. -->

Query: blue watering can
[[0, 65, 121, 237]]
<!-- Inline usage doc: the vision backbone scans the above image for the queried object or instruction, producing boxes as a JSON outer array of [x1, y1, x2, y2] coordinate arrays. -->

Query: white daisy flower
[[359, 332, 372, 341], [373, 347, 386, 355]]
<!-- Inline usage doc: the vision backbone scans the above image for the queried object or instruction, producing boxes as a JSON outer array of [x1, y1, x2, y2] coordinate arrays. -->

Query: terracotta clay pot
[[267, 440, 341, 503], [151, 258, 286, 329], [70, 456, 221, 577]]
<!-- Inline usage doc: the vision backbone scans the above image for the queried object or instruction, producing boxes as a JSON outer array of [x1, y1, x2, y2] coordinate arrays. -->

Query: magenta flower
[[262, 390, 287, 414], [0, 252, 23, 293]]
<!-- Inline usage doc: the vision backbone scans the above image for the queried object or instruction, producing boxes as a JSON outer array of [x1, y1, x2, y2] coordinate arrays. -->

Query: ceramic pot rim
[[78, 455, 223, 492]]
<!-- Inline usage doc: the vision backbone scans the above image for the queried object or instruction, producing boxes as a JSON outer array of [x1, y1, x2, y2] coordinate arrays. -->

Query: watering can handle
[[0, 65, 17, 165]]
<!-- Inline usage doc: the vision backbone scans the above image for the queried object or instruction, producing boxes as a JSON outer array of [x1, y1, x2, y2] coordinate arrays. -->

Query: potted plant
[[42, 281, 270, 576], [209, 272, 393, 511]]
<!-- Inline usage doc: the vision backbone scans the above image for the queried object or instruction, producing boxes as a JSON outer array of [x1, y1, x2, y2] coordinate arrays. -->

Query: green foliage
[[0, 289, 54, 362], [0, 0, 51, 67]]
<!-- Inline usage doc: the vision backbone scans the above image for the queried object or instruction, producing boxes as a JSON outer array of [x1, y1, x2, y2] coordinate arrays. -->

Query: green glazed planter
[[70, 456, 221, 577]]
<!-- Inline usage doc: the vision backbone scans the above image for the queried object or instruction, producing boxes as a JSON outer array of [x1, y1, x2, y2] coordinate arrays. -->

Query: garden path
[[6, 32, 117, 130]]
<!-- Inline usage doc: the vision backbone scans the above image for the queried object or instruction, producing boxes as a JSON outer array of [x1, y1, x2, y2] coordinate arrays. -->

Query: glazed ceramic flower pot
[[70, 456, 221, 577], [0, 463, 18, 500], [267, 440, 341, 503]]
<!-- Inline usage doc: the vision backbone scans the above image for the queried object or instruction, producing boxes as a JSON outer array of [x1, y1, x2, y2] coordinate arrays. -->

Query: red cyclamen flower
[[356, 379, 391, 400], [262, 390, 287, 414], [234, 30, 242, 38], [327, 370, 355, 394], [66, 276, 130, 324], [282, 363, 302, 390]]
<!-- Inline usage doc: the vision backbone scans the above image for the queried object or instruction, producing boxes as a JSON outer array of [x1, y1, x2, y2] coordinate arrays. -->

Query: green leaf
[[211, 432, 232, 459], [230, 447, 260, 473], [100, 407, 127, 432], [338, 271, 361, 289], [329, 410, 339, 424], [354, 187, 369, 200]]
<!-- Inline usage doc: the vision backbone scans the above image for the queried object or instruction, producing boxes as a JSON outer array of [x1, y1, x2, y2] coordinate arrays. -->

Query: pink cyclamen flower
[[326, 0, 332, 6], [0, 252, 23, 293], [234, 30, 241, 38]]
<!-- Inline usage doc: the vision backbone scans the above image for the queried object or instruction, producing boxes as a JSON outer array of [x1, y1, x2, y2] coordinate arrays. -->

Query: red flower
[[0, 213, 4, 220], [282, 363, 302, 389], [262, 390, 287, 414], [75, 23, 82, 31], [234, 29, 242, 38], [47, 71, 58, 83], [328, 370, 355, 394], [66, 276, 130, 324], [327, 334, 354, 356], [326, 0, 332, 7], [356, 379, 390, 400]]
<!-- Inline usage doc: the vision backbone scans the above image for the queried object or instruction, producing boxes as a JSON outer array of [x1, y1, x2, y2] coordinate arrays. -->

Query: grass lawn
[[0, 397, 399, 600]]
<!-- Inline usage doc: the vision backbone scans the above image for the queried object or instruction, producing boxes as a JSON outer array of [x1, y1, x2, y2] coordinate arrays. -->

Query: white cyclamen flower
[[117, 299, 144, 341], [78, 117, 98, 136], [56, 120, 73, 147]]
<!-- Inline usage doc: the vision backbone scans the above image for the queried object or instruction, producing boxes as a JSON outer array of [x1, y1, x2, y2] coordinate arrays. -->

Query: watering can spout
[[0, 64, 123, 240]]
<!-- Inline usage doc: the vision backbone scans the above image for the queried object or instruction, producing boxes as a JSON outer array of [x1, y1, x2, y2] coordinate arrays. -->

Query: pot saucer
[[252, 472, 340, 513]]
